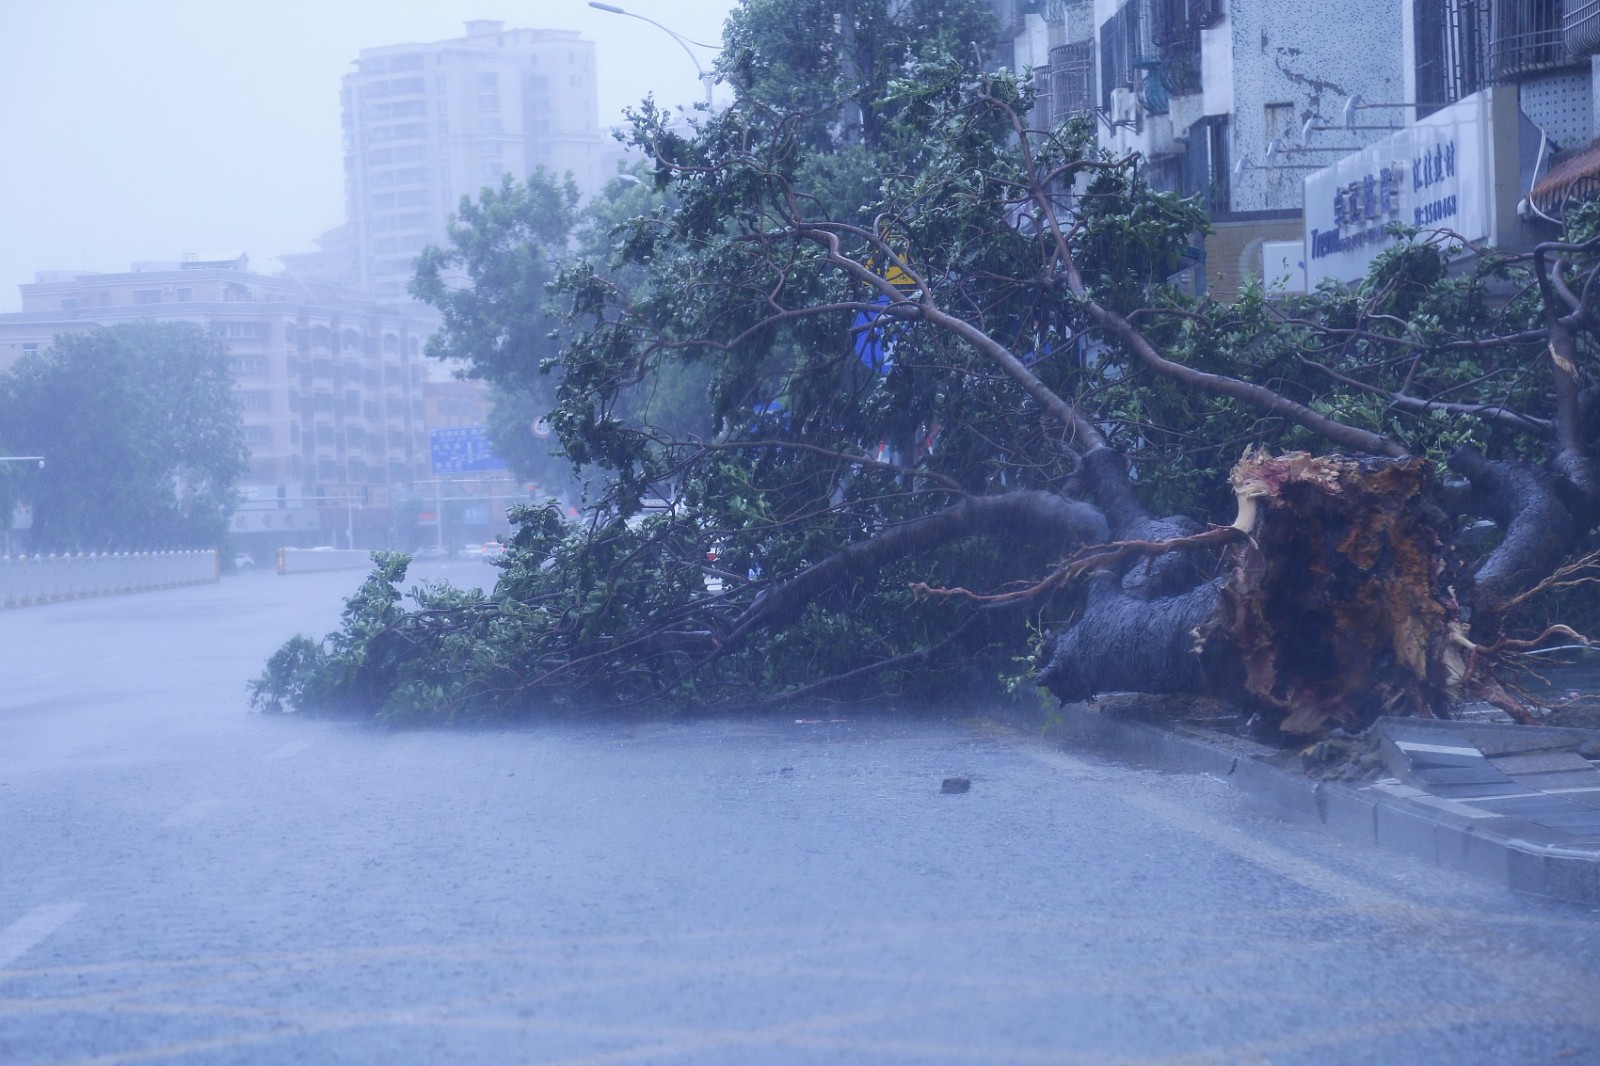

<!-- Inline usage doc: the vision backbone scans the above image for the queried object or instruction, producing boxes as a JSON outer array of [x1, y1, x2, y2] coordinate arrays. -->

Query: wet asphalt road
[[4, 563, 1600, 1064]]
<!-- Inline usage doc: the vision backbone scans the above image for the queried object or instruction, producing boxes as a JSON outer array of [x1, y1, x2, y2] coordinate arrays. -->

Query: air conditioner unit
[[1111, 87, 1138, 126]]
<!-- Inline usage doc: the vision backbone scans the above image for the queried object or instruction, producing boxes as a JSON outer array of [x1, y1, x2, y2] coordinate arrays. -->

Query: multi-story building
[[1001, 0, 1598, 296], [342, 19, 602, 303], [0, 255, 433, 556]]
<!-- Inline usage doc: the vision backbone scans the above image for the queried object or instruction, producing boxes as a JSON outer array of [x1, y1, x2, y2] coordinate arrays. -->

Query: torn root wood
[[1040, 451, 1528, 738]]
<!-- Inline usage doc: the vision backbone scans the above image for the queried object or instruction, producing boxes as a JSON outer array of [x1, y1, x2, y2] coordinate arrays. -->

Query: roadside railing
[[276, 547, 374, 575], [0, 550, 219, 608]]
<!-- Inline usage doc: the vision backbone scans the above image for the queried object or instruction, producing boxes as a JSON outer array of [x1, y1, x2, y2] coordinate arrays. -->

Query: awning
[[1529, 137, 1600, 217]]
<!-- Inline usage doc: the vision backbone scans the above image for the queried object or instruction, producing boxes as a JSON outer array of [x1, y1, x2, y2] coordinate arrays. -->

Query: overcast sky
[[0, 0, 735, 311]]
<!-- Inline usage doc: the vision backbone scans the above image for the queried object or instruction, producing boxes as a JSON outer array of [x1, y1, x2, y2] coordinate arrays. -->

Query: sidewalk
[[993, 700, 1600, 906]]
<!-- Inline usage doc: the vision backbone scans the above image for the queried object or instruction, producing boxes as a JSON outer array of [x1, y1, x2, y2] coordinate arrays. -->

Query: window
[[240, 390, 271, 411], [58, 298, 77, 310], [214, 321, 268, 340], [133, 290, 162, 305], [1264, 102, 1297, 146], [243, 426, 272, 445], [363, 75, 424, 98], [175, 288, 192, 302], [230, 355, 269, 375]]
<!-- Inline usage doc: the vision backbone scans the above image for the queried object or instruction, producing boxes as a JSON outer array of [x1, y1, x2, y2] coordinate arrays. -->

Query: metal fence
[[276, 547, 375, 575], [0, 550, 219, 608]]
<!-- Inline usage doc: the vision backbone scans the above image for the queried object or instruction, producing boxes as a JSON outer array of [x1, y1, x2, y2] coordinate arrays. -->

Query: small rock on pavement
[[941, 777, 971, 794]]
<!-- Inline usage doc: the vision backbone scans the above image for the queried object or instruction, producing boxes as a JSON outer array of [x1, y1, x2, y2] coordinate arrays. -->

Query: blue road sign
[[429, 426, 507, 473]]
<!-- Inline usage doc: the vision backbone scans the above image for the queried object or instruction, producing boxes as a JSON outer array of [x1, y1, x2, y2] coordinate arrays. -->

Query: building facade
[[0, 256, 434, 556], [342, 19, 602, 303], [1000, 0, 1599, 296]]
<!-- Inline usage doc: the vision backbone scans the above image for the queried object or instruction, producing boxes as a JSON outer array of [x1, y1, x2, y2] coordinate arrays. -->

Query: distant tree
[[0, 321, 248, 552], [414, 166, 715, 500]]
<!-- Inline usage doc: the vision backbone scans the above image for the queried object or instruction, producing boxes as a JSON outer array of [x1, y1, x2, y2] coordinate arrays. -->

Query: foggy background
[[0, 0, 735, 312]]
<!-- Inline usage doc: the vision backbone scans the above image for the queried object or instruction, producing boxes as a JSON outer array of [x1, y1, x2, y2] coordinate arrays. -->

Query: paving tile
[[1398, 749, 1489, 770], [1429, 781, 1541, 799], [1520, 812, 1600, 836], [1504, 769, 1600, 791], [1410, 766, 1515, 786], [1492, 751, 1595, 775], [1464, 794, 1589, 819]]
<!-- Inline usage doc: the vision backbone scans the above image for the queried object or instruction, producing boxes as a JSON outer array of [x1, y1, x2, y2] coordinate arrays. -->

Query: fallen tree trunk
[[1447, 446, 1577, 630], [1039, 452, 1518, 738]]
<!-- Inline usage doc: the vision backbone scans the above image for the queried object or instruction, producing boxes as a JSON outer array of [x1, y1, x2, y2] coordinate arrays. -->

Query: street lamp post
[[588, 2, 717, 108]]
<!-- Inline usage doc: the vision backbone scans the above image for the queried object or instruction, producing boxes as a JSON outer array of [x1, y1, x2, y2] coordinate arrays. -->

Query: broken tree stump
[[1039, 451, 1486, 739]]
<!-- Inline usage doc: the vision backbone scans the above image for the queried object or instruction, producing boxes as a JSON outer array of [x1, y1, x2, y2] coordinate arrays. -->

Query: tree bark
[[1447, 446, 1577, 630], [722, 489, 1108, 647]]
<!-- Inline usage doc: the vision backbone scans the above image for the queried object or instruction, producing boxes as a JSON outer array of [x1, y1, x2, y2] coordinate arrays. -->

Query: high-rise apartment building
[[343, 19, 602, 302], [0, 256, 434, 555]]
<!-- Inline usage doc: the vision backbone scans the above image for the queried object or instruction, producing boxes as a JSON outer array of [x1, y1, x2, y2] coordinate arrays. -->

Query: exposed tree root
[[1038, 451, 1529, 738]]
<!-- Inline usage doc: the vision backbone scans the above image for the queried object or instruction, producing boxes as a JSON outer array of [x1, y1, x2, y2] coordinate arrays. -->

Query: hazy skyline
[[0, 0, 735, 311]]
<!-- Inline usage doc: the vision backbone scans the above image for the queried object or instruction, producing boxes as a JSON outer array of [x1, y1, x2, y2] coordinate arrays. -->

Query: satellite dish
[[1265, 137, 1283, 165], [532, 418, 552, 439], [1343, 94, 1363, 129], [1302, 116, 1317, 145]]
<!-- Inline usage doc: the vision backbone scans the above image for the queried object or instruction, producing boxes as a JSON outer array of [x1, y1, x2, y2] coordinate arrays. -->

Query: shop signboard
[[1304, 90, 1495, 287]]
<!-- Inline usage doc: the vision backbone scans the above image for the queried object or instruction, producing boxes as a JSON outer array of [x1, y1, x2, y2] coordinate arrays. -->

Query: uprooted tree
[[254, 0, 1600, 737]]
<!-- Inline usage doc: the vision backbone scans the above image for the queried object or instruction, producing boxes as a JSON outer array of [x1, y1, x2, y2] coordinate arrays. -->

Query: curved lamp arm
[[588, 2, 716, 107]]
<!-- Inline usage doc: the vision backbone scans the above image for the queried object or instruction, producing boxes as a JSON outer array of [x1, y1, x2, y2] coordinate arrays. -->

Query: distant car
[[456, 543, 484, 560], [233, 552, 255, 570], [481, 541, 506, 563], [412, 546, 449, 560]]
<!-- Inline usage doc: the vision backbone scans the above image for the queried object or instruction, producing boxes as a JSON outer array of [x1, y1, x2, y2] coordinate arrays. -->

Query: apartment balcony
[[1491, 0, 1578, 80], [1567, 0, 1600, 54]]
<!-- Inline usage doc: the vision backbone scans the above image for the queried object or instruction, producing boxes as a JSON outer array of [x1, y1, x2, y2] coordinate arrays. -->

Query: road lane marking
[[0, 902, 82, 969], [263, 740, 311, 761], [161, 799, 223, 828]]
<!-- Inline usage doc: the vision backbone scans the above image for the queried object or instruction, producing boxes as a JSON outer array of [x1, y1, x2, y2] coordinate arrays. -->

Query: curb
[[992, 701, 1600, 907]]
